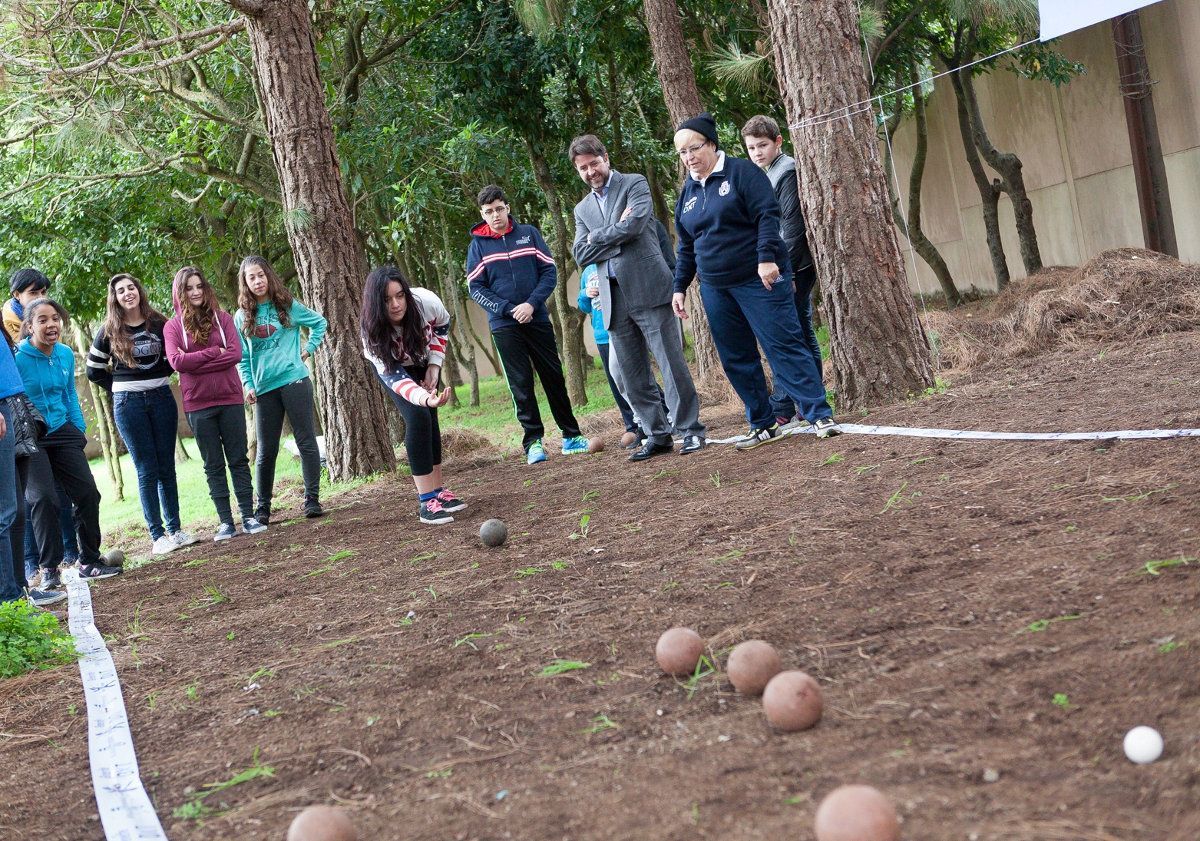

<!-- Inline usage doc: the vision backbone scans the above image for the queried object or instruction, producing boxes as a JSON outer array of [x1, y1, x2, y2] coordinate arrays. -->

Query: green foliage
[[0, 600, 78, 678]]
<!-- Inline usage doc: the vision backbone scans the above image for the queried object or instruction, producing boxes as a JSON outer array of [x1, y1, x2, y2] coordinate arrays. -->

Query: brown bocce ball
[[587, 437, 605, 453], [619, 431, 639, 448], [726, 639, 782, 695], [762, 670, 823, 731], [814, 784, 900, 841], [655, 627, 704, 676], [287, 805, 358, 841]]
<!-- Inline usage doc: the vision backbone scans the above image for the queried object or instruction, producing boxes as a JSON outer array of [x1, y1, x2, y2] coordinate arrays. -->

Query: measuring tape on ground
[[709, 423, 1200, 445], [65, 567, 169, 840]]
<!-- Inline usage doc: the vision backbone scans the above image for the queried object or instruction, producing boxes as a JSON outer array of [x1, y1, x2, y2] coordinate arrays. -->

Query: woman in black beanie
[[670, 112, 839, 447]]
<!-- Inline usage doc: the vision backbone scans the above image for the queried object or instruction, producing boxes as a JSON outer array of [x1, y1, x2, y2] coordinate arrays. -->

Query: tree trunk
[[525, 140, 588, 406], [959, 65, 1042, 275], [232, 0, 395, 481], [883, 78, 960, 305], [948, 68, 1010, 289], [175, 433, 191, 464], [72, 327, 124, 500], [641, 0, 727, 398], [768, 0, 933, 408]]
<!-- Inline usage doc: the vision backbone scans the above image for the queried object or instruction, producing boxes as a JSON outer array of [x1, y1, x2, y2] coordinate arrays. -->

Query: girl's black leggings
[[382, 365, 441, 477]]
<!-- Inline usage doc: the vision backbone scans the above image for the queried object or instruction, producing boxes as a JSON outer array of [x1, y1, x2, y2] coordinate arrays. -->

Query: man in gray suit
[[569, 134, 705, 461]]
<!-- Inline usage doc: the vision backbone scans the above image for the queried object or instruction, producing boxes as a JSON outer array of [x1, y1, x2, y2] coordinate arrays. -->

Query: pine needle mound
[[923, 248, 1200, 371]]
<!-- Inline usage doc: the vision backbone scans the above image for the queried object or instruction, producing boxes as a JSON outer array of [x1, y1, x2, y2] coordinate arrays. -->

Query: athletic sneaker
[[419, 498, 454, 525], [436, 489, 467, 513], [777, 415, 811, 434], [561, 436, 589, 455], [814, 417, 842, 438], [526, 440, 547, 465], [241, 517, 268, 535], [214, 522, 238, 542], [78, 562, 122, 580], [151, 535, 179, 555], [735, 425, 782, 451], [171, 530, 199, 548], [304, 497, 325, 519], [41, 568, 63, 590], [27, 588, 66, 608], [61, 555, 79, 570]]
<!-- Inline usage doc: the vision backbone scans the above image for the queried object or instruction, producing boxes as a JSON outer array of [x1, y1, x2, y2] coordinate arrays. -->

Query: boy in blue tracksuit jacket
[[466, 184, 585, 464]]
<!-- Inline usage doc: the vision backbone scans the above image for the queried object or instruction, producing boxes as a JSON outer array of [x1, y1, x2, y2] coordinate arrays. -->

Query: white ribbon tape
[[64, 568, 169, 840], [710, 424, 1200, 445]]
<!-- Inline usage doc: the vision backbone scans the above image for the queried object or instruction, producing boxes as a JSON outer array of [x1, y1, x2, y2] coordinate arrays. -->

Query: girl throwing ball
[[360, 266, 464, 525]]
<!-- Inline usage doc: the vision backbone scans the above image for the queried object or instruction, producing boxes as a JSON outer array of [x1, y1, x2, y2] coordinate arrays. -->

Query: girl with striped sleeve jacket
[[360, 266, 465, 525]]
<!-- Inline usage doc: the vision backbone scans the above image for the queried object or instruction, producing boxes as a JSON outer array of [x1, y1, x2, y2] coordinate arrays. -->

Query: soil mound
[[924, 248, 1200, 370]]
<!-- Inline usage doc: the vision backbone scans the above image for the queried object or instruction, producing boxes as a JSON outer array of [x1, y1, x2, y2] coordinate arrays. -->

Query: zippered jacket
[[466, 218, 556, 332], [673, 153, 789, 292], [361, 287, 450, 406], [15, 339, 85, 435]]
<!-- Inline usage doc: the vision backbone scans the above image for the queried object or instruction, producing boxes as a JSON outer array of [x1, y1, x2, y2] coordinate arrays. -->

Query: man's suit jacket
[[572, 170, 674, 330]]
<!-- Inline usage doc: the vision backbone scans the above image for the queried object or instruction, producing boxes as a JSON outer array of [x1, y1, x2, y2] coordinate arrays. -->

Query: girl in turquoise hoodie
[[234, 256, 327, 522], [15, 299, 121, 582]]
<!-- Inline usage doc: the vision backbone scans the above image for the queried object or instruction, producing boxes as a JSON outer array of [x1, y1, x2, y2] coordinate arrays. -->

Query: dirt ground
[[2, 328, 1199, 841]]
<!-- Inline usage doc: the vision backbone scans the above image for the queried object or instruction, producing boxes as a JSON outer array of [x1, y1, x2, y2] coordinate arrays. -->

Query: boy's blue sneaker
[[526, 440, 547, 465], [561, 436, 589, 455]]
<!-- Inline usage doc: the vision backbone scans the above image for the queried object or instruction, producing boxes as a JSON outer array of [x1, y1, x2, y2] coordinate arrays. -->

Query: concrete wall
[[886, 0, 1199, 294]]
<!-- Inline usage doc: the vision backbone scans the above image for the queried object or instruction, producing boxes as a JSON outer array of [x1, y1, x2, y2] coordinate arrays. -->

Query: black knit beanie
[[10, 268, 49, 294], [677, 112, 719, 148]]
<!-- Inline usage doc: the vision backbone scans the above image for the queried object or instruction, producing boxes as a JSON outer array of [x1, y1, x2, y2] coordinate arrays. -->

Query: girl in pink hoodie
[[164, 267, 267, 542]]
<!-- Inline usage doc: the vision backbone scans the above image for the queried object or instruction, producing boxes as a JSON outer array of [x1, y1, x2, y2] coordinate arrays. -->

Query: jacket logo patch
[[515, 235, 531, 245], [682, 197, 698, 214], [718, 181, 731, 197]]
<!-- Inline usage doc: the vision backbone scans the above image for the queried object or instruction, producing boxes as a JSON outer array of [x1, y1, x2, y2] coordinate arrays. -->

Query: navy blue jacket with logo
[[466, 218, 557, 332], [672, 153, 790, 293]]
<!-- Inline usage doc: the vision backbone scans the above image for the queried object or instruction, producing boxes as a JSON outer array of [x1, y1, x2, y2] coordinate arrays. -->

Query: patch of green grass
[[0, 601, 77, 678], [820, 453, 844, 466], [582, 713, 619, 734], [1142, 555, 1195, 576], [437, 362, 627, 450], [538, 659, 590, 677], [880, 481, 920, 514], [171, 748, 275, 821], [1021, 613, 1082, 633], [710, 547, 746, 564], [1157, 640, 1184, 654], [94, 436, 368, 538], [515, 566, 543, 578], [683, 654, 716, 699], [1101, 484, 1178, 503], [855, 464, 879, 476], [453, 632, 492, 650], [1051, 692, 1070, 709]]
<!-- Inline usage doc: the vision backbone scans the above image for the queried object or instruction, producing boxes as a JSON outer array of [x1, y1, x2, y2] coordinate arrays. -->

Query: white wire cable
[[790, 37, 1040, 131]]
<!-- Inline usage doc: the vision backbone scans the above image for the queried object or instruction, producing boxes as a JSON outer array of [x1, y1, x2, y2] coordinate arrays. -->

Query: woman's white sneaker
[[151, 535, 179, 555]]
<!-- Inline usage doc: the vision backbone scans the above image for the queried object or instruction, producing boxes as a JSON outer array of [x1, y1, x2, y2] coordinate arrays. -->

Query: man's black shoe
[[628, 440, 673, 462], [679, 435, 706, 454]]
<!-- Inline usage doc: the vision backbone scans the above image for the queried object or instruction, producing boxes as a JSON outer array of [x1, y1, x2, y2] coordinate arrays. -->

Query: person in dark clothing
[[670, 112, 839, 447], [466, 184, 587, 464], [743, 114, 825, 431]]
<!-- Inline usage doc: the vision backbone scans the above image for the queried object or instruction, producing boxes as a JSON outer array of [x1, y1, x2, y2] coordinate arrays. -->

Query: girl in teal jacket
[[234, 256, 328, 523], [15, 299, 121, 582]]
